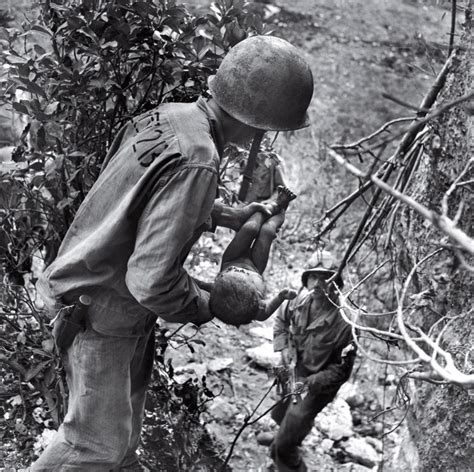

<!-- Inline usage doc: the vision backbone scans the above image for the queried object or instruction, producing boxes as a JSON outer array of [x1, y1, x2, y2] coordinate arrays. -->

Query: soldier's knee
[[102, 429, 132, 465]]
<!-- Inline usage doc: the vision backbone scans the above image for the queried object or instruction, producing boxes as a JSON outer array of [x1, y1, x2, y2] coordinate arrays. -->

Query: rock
[[314, 397, 354, 441], [256, 413, 277, 432], [174, 362, 207, 379], [263, 4, 281, 20], [351, 410, 363, 426], [256, 431, 274, 446], [337, 382, 359, 401], [346, 393, 366, 409], [389, 425, 419, 471], [365, 436, 383, 452], [372, 422, 383, 435], [248, 325, 273, 341], [319, 438, 334, 452], [355, 421, 383, 437], [341, 437, 381, 468], [302, 427, 323, 449], [208, 357, 233, 372], [385, 373, 397, 385], [207, 396, 239, 422], [338, 463, 374, 471], [245, 342, 281, 369]]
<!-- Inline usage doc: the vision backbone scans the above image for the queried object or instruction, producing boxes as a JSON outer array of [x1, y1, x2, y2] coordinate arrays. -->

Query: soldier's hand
[[279, 288, 297, 300], [306, 373, 322, 394], [232, 202, 272, 230]]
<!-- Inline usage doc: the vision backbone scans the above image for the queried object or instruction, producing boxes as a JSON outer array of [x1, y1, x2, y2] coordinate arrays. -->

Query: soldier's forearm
[[211, 201, 239, 231]]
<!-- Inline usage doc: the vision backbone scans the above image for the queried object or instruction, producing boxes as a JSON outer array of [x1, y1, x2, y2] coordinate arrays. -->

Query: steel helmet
[[208, 35, 313, 131], [301, 250, 338, 287]]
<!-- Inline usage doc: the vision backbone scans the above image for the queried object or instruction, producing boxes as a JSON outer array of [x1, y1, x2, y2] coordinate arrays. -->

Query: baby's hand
[[280, 288, 297, 300]]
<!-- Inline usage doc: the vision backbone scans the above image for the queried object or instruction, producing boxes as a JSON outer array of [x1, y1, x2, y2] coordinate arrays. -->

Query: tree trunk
[[393, 8, 473, 472]]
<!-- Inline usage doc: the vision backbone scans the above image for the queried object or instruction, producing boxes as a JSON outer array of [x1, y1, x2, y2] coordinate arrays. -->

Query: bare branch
[[381, 92, 421, 112], [371, 174, 474, 256], [331, 117, 415, 150], [327, 150, 474, 256], [396, 251, 474, 386], [441, 157, 473, 217]]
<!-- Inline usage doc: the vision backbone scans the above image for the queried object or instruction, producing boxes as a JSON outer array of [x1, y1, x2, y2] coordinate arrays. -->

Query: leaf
[[57, 197, 74, 210], [31, 24, 53, 37], [33, 44, 47, 56], [133, 2, 160, 17], [6, 55, 27, 65], [17, 78, 47, 98], [12, 102, 28, 114], [28, 160, 45, 172], [44, 366, 56, 387], [15, 421, 28, 435], [17, 331, 26, 345], [44, 101, 59, 115], [24, 363, 44, 382], [66, 16, 86, 30]]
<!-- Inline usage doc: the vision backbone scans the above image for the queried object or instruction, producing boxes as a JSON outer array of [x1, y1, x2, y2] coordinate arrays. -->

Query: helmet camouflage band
[[301, 250, 338, 287], [208, 35, 314, 131]]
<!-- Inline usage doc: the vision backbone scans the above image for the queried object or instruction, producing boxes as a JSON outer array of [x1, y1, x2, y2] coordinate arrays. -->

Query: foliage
[[141, 328, 229, 470], [0, 0, 268, 465]]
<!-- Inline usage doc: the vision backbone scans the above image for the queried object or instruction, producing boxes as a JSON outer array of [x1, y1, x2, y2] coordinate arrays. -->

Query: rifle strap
[[238, 130, 265, 201]]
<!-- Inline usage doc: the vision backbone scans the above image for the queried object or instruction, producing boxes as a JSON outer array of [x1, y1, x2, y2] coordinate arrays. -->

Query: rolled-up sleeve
[[126, 164, 218, 324], [273, 300, 291, 351]]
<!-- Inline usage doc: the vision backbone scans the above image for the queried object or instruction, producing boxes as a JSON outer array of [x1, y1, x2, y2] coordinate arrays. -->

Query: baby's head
[[210, 268, 265, 327]]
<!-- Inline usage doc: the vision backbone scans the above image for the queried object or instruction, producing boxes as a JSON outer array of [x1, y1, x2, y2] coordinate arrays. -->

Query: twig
[[220, 379, 277, 469], [331, 117, 415, 150], [345, 259, 391, 296], [381, 93, 421, 112], [0, 353, 27, 377], [441, 157, 473, 217], [328, 151, 474, 255], [330, 55, 460, 163], [371, 174, 474, 255], [336, 300, 420, 345]]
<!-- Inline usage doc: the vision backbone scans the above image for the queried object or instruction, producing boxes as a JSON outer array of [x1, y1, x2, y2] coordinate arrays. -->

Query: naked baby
[[209, 186, 297, 326]]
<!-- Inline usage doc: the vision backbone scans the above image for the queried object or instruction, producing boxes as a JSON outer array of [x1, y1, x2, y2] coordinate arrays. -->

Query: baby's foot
[[275, 186, 297, 211]]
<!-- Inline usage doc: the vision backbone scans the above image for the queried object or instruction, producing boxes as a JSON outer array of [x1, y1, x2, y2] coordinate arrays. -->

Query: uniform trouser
[[30, 323, 155, 471], [270, 388, 337, 471]]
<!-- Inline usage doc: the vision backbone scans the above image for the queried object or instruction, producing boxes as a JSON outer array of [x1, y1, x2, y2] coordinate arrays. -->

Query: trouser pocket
[[52, 295, 91, 351]]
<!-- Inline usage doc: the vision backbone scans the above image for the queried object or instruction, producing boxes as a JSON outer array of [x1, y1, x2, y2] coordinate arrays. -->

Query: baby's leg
[[251, 210, 286, 274], [221, 211, 266, 266]]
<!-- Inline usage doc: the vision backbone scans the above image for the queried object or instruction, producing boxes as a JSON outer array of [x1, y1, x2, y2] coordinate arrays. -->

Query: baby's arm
[[193, 278, 214, 293], [255, 288, 297, 321]]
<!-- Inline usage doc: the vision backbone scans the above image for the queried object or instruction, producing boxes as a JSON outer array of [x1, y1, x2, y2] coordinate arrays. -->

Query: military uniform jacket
[[273, 289, 356, 392], [37, 98, 223, 336]]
